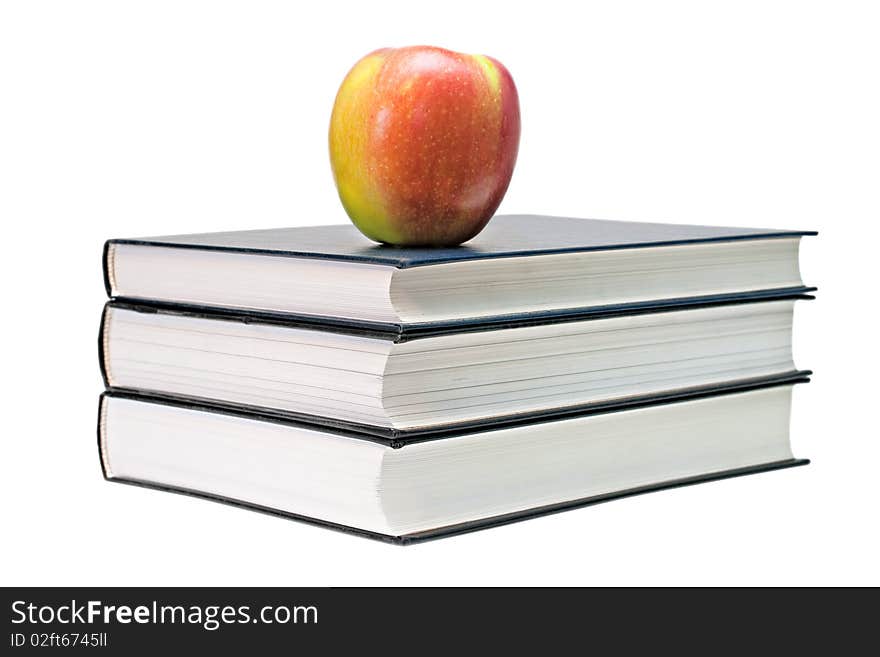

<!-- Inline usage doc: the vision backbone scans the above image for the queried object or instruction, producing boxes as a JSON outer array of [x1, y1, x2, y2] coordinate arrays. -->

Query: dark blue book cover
[[107, 214, 816, 268]]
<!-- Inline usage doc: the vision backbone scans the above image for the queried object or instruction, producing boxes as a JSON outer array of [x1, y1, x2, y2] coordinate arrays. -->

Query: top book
[[104, 215, 815, 330]]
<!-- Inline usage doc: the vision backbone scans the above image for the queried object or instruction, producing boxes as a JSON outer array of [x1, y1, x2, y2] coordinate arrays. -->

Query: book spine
[[97, 303, 111, 388], [96, 394, 111, 480], [102, 240, 114, 297]]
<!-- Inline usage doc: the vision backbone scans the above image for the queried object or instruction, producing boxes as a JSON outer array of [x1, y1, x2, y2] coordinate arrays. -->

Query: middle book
[[100, 295, 807, 439]]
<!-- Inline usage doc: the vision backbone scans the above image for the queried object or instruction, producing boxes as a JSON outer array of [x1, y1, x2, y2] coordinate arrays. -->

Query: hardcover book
[[98, 379, 809, 543], [100, 297, 810, 436], [103, 215, 816, 331]]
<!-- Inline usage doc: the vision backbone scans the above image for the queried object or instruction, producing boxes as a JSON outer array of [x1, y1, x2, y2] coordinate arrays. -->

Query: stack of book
[[98, 215, 815, 543]]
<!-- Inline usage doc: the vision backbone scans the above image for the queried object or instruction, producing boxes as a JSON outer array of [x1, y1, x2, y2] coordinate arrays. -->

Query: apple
[[329, 46, 520, 247]]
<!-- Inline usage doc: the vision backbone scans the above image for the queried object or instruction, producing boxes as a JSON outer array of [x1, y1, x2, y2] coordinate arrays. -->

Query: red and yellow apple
[[329, 46, 520, 246]]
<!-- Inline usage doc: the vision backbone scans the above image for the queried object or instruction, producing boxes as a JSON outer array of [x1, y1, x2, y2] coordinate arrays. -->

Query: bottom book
[[97, 381, 808, 544]]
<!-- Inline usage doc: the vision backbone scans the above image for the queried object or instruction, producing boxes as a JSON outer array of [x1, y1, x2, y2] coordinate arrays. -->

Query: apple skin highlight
[[329, 46, 521, 247]]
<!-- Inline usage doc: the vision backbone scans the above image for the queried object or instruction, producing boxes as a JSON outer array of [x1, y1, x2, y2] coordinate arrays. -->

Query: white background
[[1, 0, 878, 586]]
